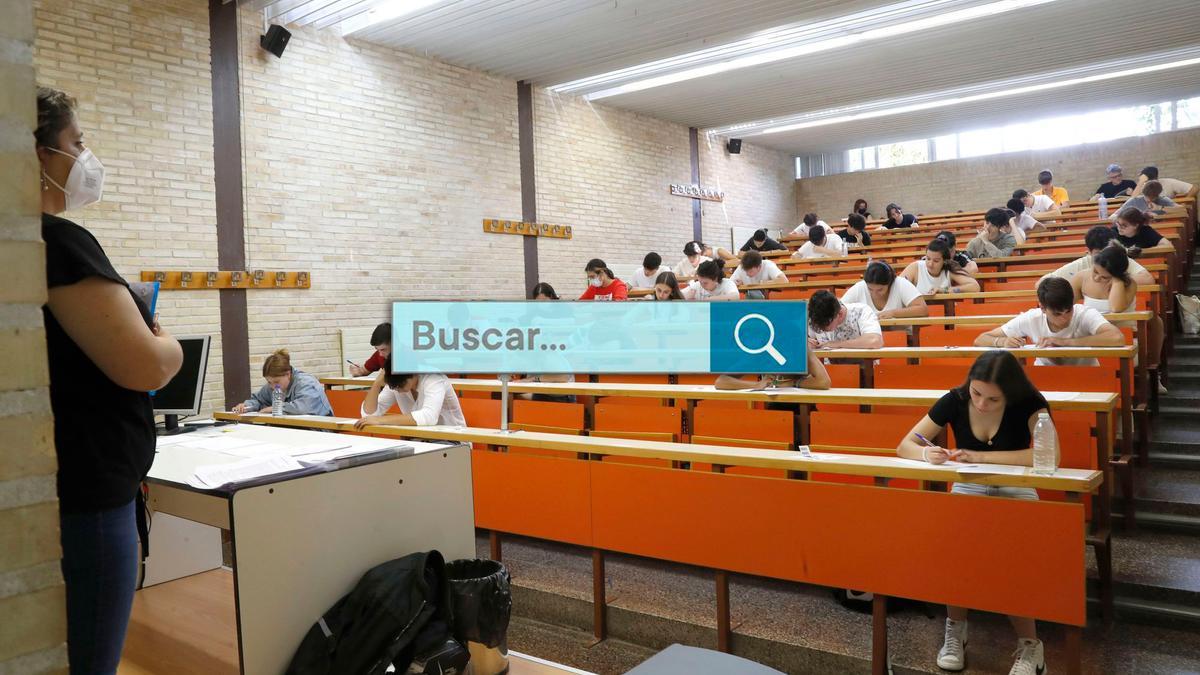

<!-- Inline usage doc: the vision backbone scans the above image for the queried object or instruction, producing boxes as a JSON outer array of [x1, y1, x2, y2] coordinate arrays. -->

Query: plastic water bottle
[[1032, 412, 1059, 475], [271, 384, 284, 417], [1098, 196, 1108, 219]]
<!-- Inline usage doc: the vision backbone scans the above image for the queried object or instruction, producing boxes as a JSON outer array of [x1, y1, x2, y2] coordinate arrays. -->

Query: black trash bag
[[444, 559, 512, 648]]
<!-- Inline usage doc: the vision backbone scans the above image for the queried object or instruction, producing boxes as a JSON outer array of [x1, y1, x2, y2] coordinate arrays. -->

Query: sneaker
[[937, 619, 967, 671], [1158, 381, 1168, 395], [1008, 638, 1046, 675]]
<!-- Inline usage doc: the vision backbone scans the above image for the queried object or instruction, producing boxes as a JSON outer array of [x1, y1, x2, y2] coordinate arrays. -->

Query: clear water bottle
[[1032, 412, 1059, 475], [271, 384, 284, 416], [1098, 196, 1108, 219]]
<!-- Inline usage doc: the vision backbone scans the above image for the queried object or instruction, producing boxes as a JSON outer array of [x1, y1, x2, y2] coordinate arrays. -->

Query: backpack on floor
[[832, 588, 934, 617]]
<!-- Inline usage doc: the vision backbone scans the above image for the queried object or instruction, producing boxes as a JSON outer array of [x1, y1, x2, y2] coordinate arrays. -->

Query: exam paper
[[187, 455, 306, 489], [187, 436, 270, 453], [955, 464, 1029, 475]]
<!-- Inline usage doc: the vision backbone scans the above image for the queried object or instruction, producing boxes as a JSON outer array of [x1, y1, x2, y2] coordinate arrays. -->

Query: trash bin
[[445, 559, 512, 675]]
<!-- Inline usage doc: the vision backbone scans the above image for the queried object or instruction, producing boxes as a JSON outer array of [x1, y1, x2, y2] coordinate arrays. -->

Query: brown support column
[[210, 0, 251, 407], [518, 81, 539, 293], [592, 548, 607, 641], [871, 595, 889, 675], [715, 570, 731, 652], [689, 127, 702, 241]]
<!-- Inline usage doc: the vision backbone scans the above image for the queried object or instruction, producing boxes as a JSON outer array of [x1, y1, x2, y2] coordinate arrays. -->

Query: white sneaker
[[937, 619, 967, 671], [1008, 638, 1046, 675], [1157, 381, 1168, 395]]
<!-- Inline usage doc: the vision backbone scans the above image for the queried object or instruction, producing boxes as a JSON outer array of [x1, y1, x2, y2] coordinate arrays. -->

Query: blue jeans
[[60, 499, 139, 675]]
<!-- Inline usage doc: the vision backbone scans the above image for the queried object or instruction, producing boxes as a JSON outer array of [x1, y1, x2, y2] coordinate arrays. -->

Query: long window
[[796, 98, 1198, 178]]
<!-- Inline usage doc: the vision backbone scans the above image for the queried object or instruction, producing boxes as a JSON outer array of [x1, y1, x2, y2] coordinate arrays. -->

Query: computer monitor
[[152, 335, 211, 435]]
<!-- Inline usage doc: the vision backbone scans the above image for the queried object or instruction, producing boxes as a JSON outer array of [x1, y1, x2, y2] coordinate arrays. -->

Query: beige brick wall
[[1, 0, 68, 671], [33, 0, 225, 413], [699, 132, 797, 248], [797, 127, 1200, 219]]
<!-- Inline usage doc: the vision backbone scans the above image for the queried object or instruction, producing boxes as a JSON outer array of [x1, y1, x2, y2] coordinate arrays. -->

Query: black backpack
[[286, 550, 455, 675]]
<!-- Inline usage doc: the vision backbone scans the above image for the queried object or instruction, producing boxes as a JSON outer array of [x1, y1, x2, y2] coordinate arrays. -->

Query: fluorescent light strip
[[711, 52, 1200, 136], [549, 0, 1058, 100], [339, 0, 446, 36]]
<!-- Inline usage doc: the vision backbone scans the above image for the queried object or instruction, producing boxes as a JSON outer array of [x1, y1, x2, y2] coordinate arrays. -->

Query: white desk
[[146, 423, 475, 675]]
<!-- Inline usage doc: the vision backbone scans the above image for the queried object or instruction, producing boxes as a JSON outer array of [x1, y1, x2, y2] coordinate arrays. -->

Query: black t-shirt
[[1095, 180, 1136, 199], [1115, 225, 1163, 250], [839, 228, 871, 247], [43, 213, 156, 513], [952, 251, 973, 269], [740, 236, 788, 252], [927, 389, 1048, 451], [883, 213, 917, 229]]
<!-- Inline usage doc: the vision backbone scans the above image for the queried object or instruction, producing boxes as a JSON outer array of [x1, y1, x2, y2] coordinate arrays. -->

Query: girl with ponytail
[[579, 258, 629, 301], [682, 258, 739, 301]]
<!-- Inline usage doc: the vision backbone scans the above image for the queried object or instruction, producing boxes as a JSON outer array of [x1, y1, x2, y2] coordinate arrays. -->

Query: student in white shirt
[[354, 355, 467, 428], [841, 261, 928, 319], [900, 239, 980, 294], [1005, 197, 1040, 242], [1012, 189, 1060, 221], [792, 226, 846, 259], [807, 290, 884, 349], [673, 241, 712, 277], [629, 252, 665, 289], [789, 212, 833, 237], [652, 271, 684, 300], [974, 277, 1122, 366], [1131, 166, 1198, 200], [682, 259, 739, 301], [730, 250, 788, 299], [1042, 226, 1153, 286]]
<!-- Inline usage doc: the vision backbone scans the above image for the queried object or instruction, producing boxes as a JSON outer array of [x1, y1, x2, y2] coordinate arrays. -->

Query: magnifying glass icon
[[733, 313, 786, 366]]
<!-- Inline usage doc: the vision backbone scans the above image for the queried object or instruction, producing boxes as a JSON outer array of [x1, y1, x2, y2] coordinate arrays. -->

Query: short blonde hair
[[262, 349, 291, 377]]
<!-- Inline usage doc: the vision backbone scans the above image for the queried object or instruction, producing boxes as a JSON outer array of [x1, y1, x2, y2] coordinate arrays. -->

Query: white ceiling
[[256, 0, 1200, 155]]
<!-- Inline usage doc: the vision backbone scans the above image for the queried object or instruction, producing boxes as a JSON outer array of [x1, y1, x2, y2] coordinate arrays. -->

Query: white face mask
[[43, 146, 105, 210], [589, 277, 603, 288]]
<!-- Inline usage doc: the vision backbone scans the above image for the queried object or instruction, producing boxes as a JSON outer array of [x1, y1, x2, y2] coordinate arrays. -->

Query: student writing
[[232, 349, 333, 416]]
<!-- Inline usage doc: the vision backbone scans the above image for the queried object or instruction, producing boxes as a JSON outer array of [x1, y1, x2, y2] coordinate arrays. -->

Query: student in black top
[[739, 228, 788, 253], [1090, 163, 1137, 201], [839, 213, 872, 247], [880, 203, 917, 229], [37, 87, 184, 672], [1114, 208, 1171, 256], [852, 198, 871, 219], [896, 350, 1049, 675]]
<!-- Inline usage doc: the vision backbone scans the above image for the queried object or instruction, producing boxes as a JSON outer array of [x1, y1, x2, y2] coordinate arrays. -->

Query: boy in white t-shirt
[[792, 226, 847, 259], [807, 291, 884, 349], [974, 277, 1123, 365], [629, 252, 665, 289], [730, 250, 788, 299]]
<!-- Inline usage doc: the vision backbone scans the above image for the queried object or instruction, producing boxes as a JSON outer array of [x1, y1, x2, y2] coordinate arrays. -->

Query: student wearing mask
[[964, 208, 1017, 260], [1113, 208, 1173, 255], [348, 322, 391, 376], [851, 198, 871, 219], [652, 271, 685, 300], [682, 259, 740, 301], [839, 213, 872, 248], [807, 290, 884, 349], [1033, 169, 1069, 208], [740, 228, 788, 254], [879, 203, 918, 230], [37, 87, 185, 672], [731, 251, 788, 298], [232, 349, 333, 416], [974, 277, 1122, 365], [790, 212, 833, 237], [530, 282, 559, 300], [629, 252, 665, 289], [896, 351, 1050, 675], [1131, 165, 1197, 200], [673, 241, 712, 277], [579, 258, 629, 301], [931, 231, 978, 275], [901, 239, 980, 294], [714, 351, 832, 391], [1090, 163, 1137, 201], [355, 354, 467, 428], [1112, 180, 1176, 220], [841, 261, 928, 319], [792, 225, 847, 259]]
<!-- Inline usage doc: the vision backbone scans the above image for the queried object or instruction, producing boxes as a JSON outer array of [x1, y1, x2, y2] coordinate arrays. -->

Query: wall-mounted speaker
[[260, 24, 291, 58], [727, 139, 742, 154]]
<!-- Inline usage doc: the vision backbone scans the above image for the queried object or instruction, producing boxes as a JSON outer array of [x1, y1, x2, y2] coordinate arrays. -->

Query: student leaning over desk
[[355, 354, 467, 428], [36, 86, 185, 674], [896, 350, 1050, 675], [231, 349, 333, 416]]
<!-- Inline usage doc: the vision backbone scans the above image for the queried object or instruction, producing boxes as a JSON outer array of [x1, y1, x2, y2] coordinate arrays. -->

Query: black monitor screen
[[152, 336, 210, 415]]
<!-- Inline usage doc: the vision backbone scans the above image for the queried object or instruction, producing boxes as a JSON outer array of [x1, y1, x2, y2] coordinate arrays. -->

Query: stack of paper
[[187, 455, 306, 489]]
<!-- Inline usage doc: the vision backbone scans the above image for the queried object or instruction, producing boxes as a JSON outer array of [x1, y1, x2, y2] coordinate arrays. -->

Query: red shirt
[[363, 350, 386, 373], [578, 279, 629, 301]]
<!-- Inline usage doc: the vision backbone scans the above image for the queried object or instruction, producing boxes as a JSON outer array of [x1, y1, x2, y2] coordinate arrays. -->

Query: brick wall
[[1, 0, 68, 671], [797, 127, 1200, 219], [699, 132, 797, 248]]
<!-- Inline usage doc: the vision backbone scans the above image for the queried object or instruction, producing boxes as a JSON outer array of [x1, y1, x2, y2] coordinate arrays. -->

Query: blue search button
[[709, 301, 807, 374]]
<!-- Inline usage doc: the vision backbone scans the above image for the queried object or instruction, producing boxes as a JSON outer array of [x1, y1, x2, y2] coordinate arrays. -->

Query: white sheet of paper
[[217, 442, 293, 458], [955, 464, 1028, 475], [188, 436, 270, 452], [187, 455, 305, 489]]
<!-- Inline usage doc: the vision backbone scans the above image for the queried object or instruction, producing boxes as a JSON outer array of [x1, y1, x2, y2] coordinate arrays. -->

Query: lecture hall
[[6, 0, 1200, 673]]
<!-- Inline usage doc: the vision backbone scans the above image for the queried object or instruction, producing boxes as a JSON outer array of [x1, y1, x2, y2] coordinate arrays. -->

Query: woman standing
[[896, 351, 1050, 675], [37, 87, 184, 672]]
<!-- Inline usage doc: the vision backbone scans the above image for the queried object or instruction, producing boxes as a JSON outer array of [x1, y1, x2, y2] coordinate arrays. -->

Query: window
[[877, 139, 928, 168], [958, 129, 1002, 158], [1176, 96, 1200, 129], [933, 134, 957, 161], [847, 148, 864, 172]]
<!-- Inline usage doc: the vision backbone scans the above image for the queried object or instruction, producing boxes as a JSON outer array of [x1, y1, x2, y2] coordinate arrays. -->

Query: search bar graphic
[[392, 300, 808, 374]]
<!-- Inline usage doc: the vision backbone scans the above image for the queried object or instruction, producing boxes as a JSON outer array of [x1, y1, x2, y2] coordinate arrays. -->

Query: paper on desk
[[155, 435, 196, 448], [187, 455, 305, 489], [217, 442, 292, 458], [187, 436, 270, 453], [297, 444, 413, 464], [955, 464, 1028, 475]]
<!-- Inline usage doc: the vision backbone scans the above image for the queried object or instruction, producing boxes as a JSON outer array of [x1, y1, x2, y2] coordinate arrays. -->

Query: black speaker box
[[727, 138, 742, 154], [260, 24, 291, 58]]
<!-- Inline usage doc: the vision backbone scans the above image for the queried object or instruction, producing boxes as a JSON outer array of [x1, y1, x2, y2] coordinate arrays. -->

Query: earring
[[41, 175, 48, 191]]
